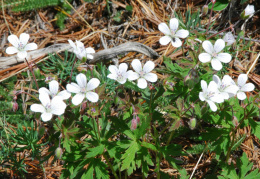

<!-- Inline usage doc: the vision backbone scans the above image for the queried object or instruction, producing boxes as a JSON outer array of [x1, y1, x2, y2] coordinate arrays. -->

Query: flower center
[[117, 72, 124, 81], [18, 42, 25, 51], [80, 87, 86, 93], [139, 71, 145, 78], [45, 103, 52, 113], [206, 91, 215, 99], [212, 52, 218, 58]]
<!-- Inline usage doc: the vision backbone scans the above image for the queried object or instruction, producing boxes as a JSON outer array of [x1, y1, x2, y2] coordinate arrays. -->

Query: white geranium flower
[[236, 74, 255, 100], [107, 63, 132, 84], [128, 59, 157, 89], [244, 4, 255, 17], [66, 73, 100, 105], [68, 40, 95, 60], [6, 33, 37, 59], [158, 18, 189, 48], [223, 32, 235, 46], [39, 80, 71, 100], [30, 92, 66, 122], [213, 75, 239, 100], [199, 39, 232, 71], [199, 80, 224, 112]]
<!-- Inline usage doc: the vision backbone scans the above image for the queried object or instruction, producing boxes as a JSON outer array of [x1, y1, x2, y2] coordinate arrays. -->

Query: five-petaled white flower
[[223, 32, 235, 46], [30, 92, 66, 122], [128, 59, 158, 89], [39, 80, 71, 100], [199, 80, 223, 112], [199, 39, 232, 71], [68, 40, 95, 60], [213, 75, 239, 100], [66, 73, 100, 105], [236, 74, 255, 100], [158, 18, 189, 48], [244, 4, 255, 17], [107, 63, 132, 84], [6, 33, 37, 59]]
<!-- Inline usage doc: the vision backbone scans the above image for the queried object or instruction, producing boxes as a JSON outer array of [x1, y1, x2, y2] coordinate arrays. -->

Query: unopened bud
[[241, 4, 255, 20], [12, 101, 18, 112], [211, 0, 216, 3], [55, 147, 63, 159], [33, 67, 41, 78], [202, 5, 208, 16], [165, 80, 175, 91], [136, 116, 140, 123], [189, 118, 197, 130], [131, 118, 138, 130], [223, 32, 235, 46], [184, 69, 199, 88], [232, 116, 239, 127]]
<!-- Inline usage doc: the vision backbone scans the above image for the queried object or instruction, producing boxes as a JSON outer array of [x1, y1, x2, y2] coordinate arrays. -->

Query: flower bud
[[136, 116, 140, 123], [184, 69, 199, 88], [55, 147, 63, 159], [232, 116, 239, 127], [33, 67, 41, 78], [202, 5, 208, 16], [12, 101, 19, 112], [189, 118, 197, 130], [131, 118, 138, 130], [45, 75, 57, 83], [211, 0, 216, 4], [241, 4, 255, 20], [223, 32, 235, 46]]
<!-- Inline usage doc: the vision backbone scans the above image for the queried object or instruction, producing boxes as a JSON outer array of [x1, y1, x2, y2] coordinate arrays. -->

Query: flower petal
[[237, 91, 246, 100], [137, 78, 147, 89], [199, 92, 205, 101], [39, 92, 50, 107], [85, 47, 95, 54], [144, 73, 157, 82], [49, 80, 59, 95], [30, 104, 45, 113], [118, 78, 127, 84], [241, 83, 255, 92], [68, 40, 76, 50], [8, 34, 19, 47], [41, 112, 53, 122], [108, 65, 118, 74], [51, 97, 66, 115], [127, 71, 139, 81], [86, 92, 99, 102], [171, 37, 182, 48], [76, 73, 87, 88], [237, 74, 247, 87], [201, 80, 207, 92], [211, 59, 222, 71], [169, 18, 179, 32], [131, 59, 142, 73], [19, 33, 29, 46], [216, 53, 232, 63], [75, 40, 84, 48], [199, 53, 212, 63], [158, 23, 171, 35], [207, 100, 217, 112], [39, 87, 51, 96], [202, 40, 214, 54], [87, 54, 94, 59], [159, 36, 172, 45], [66, 83, 80, 93], [17, 51, 27, 59], [119, 63, 128, 73], [175, 29, 189, 38], [6, 47, 19, 54], [57, 90, 71, 100], [107, 73, 117, 80], [214, 39, 225, 53], [72, 93, 85, 105], [24, 43, 37, 51], [213, 75, 221, 85], [225, 85, 239, 94], [87, 78, 100, 91], [208, 81, 219, 92], [143, 61, 155, 73]]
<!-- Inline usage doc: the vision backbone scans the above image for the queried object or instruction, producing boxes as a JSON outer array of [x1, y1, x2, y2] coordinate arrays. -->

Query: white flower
[[39, 80, 71, 100], [213, 75, 239, 100], [199, 39, 232, 71], [128, 59, 157, 89], [158, 18, 189, 48], [30, 92, 66, 122], [244, 4, 255, 17], [236, 74, 255, 100], [66, 73, 100, 105], [6, 33, 37, 59], [223, 32, 235, 46], [199, 80, 224, 112], [107, 63, 132, 84], [68, 40, 95, 60]]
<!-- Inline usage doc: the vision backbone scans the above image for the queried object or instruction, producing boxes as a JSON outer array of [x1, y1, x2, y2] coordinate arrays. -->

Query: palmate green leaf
[[86, 144, 105, 158], [121, 141, 140, 172], [248, 119, 260, 140]]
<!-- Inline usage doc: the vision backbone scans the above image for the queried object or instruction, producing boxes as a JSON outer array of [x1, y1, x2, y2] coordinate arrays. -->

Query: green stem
[[206, 2, 215, 35], [25, 57, 39, 90], [103, 152, 119, 179]]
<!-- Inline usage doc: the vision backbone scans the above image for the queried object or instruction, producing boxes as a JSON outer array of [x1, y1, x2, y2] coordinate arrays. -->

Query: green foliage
[[208, 0, 230, 11]]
